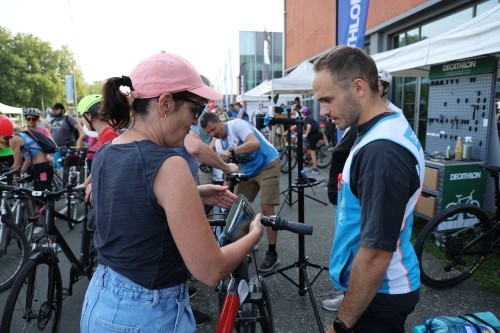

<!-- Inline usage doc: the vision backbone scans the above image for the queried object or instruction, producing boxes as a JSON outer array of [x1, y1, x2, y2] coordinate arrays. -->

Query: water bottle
[[263, 112, 269, 126], [424, 316, 500, 332]]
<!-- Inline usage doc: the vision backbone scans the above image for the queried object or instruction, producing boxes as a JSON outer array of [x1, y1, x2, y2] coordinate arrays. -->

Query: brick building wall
[[285, 0, 428, 69]]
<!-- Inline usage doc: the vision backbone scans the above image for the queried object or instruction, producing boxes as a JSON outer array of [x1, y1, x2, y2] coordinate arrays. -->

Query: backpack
[[64, 115, 80, 143], [241, 109, 249, 121], [23, 129, 57, 153]]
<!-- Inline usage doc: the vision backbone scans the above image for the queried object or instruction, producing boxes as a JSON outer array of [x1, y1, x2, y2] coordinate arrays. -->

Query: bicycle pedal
[[27, 216, 39, 222]]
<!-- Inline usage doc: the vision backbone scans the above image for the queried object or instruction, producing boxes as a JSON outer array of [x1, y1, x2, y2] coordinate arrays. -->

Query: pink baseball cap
[[129, 51, 223, 101]]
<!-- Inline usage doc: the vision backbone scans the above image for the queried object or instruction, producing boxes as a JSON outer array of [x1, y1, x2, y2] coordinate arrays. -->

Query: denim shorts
[[80, 264, 195, 333]]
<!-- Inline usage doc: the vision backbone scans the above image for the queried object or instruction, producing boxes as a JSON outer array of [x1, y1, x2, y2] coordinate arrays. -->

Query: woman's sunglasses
[[177, 98, 206, 119], [26, 117, 39, 122]]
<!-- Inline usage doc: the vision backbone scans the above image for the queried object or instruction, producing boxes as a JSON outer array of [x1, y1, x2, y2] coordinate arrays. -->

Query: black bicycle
[[0, 185, 96, 332], [414, 164, 500, 289]]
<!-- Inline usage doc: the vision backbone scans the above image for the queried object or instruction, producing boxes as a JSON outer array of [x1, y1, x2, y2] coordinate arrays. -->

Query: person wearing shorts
[[301, 107, 323, 174], [200, 112, 281, 272]]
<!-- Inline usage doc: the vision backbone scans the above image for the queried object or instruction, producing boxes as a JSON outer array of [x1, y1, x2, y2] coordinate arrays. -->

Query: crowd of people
[[1, 45, 423, 333]]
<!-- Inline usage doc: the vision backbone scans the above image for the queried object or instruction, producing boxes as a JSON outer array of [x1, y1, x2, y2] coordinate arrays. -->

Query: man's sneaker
[[310, 168, 319, 174], [322, 293, 344, 311], [258, 251, 280, 272], [188, 286, 197, 298], [327, 145, 334, 151], [192, 309, 210, 327]]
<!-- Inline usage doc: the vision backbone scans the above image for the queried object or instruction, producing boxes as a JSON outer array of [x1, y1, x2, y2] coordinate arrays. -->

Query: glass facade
[[239, 31, 283, 94], [390, 0, 499, 145]]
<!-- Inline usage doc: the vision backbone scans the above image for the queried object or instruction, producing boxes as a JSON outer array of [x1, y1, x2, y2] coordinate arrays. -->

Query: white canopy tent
[[261, 60, 314, 95], [371, 3, 500, 77], [0, 102, 22, 115]]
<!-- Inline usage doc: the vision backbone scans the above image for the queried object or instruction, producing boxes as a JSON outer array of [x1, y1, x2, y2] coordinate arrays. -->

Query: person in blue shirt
[[200, 112, 281, 272], [313, 46, 424, 333]]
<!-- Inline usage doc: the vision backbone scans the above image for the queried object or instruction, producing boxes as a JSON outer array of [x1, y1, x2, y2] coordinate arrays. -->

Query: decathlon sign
[[429, 56, 496, 79], [450, 172, 481, 181], [337, 0, 370, 49]]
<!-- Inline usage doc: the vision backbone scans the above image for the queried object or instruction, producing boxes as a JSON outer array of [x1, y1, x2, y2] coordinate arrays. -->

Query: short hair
[[294, 97, 300, 102], [313, 46, 378, 93], [234, 102, 242, 107], [229, 103, 234, 108], [53, 103, 65, 110], [199, 110, 219, 128]]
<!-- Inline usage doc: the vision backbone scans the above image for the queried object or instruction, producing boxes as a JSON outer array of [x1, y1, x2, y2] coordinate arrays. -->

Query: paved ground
[[1, 164, 500, 332]]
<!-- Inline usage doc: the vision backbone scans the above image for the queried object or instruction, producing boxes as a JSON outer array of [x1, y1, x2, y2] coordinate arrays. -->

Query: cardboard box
[[415, 193, 437, 218], [423, 167, 440, 191]]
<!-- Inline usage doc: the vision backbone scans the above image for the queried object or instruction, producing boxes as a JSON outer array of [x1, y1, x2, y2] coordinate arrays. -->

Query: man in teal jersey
[[200, 112, 281, 272]]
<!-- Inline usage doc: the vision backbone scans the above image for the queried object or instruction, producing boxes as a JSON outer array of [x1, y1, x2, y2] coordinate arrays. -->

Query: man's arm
[[184, 131, 238, 174], [330, 247, 392, 331], [218, 133, 260, 162], [74, 123, 86, 147]]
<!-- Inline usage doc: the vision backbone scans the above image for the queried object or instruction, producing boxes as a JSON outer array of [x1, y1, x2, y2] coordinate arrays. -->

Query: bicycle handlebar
[[0, 169, 21, 178], [227, 155, 254, 164], [261, 215, 313, 235], [0, 184, 86, 200]]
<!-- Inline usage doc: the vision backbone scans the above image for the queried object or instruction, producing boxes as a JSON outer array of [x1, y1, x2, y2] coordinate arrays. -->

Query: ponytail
[[99, 77, 133, 131]]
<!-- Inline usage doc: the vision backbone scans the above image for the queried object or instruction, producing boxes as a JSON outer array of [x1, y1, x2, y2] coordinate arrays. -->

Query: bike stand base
[[263, 257, 328, 333]]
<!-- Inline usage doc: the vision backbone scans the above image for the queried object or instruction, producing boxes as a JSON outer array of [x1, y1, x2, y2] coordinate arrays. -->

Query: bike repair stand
[[264, 116, 327, 333], [277, 116, 328, 216]]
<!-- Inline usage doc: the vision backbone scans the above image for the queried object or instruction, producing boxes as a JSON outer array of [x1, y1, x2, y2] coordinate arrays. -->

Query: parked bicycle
[[215, 207, 313, 333], [414, 164, 500, 289], [279, 141, 332, 173], [0, 184, 96, 332], [0, 171, 31, 293]]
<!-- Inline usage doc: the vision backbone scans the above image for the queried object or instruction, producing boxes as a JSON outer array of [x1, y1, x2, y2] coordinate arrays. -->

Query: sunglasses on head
[[26, 117, 38, 121], [177, 98, 206, 119]]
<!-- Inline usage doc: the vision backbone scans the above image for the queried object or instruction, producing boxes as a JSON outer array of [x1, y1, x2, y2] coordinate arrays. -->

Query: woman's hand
[[249, 213, 264, 238], [198, 184, 237, 209]]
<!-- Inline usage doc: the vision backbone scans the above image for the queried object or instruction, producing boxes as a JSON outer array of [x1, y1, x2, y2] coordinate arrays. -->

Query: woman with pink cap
[[80, 52, 263, 333]]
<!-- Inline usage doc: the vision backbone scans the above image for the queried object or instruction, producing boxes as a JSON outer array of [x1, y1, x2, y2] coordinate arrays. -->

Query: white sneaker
[[322, 293, 344, 311]]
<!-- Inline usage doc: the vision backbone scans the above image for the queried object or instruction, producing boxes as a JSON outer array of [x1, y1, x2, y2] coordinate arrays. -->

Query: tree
[[0, 26, 88, 111], [88, 81, 104, 95]]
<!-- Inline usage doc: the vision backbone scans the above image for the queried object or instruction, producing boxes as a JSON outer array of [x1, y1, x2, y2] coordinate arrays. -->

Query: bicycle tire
[[280, 148, 297, 174], [414, 204, 492, 289], [238, 278, 275, 333], [0, 254, 63, 332], [315, 142, 332, 169], [0, 218, 29, 293]]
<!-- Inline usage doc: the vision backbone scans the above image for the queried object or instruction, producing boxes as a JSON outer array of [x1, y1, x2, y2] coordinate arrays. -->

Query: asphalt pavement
[[1, 165, 500, 333]]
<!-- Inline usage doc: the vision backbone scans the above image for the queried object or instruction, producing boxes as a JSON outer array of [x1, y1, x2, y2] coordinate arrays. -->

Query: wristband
[[333, 317, 354, 333]]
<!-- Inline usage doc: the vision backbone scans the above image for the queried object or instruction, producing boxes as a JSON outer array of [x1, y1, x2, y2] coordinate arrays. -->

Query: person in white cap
[[378, 69, 403, 114], [80, 52, 264, 333]]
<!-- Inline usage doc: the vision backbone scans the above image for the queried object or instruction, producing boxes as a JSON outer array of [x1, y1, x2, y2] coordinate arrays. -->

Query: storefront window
[[364, 44, 371, 55], [421, 7, 473, 40], [477, 0, 498, 16], [406, 28, 420, 46], [403, 77, 417, 122], [393, 32, 406, 48]]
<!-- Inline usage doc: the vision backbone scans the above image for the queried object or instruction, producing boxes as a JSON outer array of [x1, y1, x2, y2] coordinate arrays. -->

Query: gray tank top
[[92, 140, 189, 289]]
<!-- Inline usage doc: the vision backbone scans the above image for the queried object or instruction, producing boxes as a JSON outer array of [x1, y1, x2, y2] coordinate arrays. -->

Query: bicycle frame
[[27, 194, 92, 315]]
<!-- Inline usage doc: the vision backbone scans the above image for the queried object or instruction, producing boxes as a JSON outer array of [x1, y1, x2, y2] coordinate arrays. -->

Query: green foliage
[[0, 26, 89, 110], [88, 81, 104, 95]]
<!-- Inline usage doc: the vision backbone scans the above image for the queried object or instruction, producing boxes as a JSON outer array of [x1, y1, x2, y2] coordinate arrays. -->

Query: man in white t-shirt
[[378, 69, 403, 114]]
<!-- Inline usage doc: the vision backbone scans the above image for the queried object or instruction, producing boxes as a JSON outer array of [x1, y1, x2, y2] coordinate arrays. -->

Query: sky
[[0, 0, 284, 85]]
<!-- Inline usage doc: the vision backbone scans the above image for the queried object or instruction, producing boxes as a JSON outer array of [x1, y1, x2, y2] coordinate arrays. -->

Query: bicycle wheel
[[414, 204, 492, 289], [0, 218, 29, 292], [315, 142, 332, 169], [280, 148, 297, 174], [239, 277, 275, 333], [0, 254, 63, 332]]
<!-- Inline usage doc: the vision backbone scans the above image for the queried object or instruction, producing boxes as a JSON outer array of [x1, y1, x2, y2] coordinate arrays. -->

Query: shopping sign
[[429, 56, 496, 79], [337, 0, 370, 49], [438, 164, 487, 230]]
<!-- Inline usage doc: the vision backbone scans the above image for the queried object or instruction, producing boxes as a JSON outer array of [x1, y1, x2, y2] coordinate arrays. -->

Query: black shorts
[[32, 162, 54, 192], [307, 132, 323, 151]]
